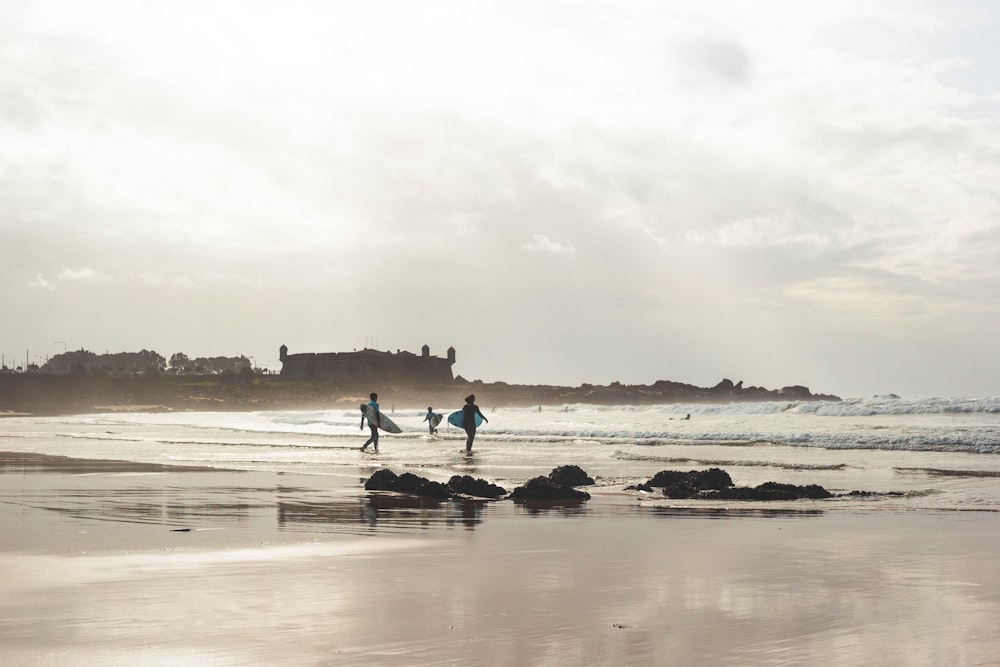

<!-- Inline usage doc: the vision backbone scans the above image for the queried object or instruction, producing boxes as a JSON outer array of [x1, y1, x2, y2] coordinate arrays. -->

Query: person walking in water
[[360, 392, 380, 453], [423, 407, 439, 435], [461, 394, 488, 453]]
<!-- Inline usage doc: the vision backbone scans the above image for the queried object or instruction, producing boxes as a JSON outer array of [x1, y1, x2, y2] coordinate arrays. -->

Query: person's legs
[[464, 426, 476, 452], [361, 425, 379, 451]]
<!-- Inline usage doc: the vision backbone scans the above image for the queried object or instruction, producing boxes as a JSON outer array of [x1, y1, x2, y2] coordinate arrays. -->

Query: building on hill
[[278, 344, 455, 384]]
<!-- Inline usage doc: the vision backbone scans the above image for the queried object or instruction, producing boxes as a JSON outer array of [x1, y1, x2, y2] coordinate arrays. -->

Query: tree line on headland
[[6, 349, 259, 376], [0, 348, 841, 416]]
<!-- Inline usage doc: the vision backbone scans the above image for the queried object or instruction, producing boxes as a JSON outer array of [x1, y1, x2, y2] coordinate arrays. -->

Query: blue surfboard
[[448, 410, 483, 428]]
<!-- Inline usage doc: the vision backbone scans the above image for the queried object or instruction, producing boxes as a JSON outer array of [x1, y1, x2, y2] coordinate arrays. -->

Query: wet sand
[[2, 451, 999, 666]]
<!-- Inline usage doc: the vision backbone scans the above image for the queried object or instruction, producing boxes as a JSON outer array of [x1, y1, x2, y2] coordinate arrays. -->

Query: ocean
[[4, 395, 999, 512]]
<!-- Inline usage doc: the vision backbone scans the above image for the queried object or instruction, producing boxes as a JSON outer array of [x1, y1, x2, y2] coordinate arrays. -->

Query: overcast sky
[[3, 0, 999, 398]]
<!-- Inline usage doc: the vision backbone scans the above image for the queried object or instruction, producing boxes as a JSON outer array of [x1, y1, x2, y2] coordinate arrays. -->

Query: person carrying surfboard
[[360, 392, 380, 453], [423, 407, 441, 435], [461, 394, 488, 453]]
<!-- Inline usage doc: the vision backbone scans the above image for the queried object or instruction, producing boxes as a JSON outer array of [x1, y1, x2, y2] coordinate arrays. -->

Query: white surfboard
[[361, 404, 402, 433]]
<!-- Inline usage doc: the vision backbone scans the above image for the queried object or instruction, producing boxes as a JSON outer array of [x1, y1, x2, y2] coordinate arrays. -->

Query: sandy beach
[[2, 449, 999, 666]]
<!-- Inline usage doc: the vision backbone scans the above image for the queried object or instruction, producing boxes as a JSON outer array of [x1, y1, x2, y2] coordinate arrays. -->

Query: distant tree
[[169, 352, 192, 374], [131, 349, 165, 375]]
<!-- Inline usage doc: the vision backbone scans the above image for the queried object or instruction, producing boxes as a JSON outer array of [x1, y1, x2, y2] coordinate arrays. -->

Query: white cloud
[[521, 235, 576, 256], [57, 267, 109, 283], [28, 274, 49, 289], [28, 267, 110, 288]]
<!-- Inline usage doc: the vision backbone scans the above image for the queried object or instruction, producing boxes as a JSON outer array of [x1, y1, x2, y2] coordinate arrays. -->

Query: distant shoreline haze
[[0, 370, 841, 417]]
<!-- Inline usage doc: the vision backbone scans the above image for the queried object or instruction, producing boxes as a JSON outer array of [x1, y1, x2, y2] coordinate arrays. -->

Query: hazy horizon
[[3, 1, 1000, 399]]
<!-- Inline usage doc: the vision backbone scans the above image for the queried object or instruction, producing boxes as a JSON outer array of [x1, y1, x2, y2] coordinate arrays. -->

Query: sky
[[2, 0, 999, 398]]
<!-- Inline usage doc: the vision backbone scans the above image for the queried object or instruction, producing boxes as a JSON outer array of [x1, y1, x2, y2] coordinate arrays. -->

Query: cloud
[[28, 267, 111, 289], [521, 235, 576, 256]]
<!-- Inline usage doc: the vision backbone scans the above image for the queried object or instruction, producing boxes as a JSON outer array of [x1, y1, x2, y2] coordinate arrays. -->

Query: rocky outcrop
[[440, 377, 841, 407], [364, 469, 506, 500], [703, 482, 832, 501], [508, 465, 597, 500], [630, 468, 834, 501], [646, 468, 733, 497], [364, 469, 451, 499], [509, 476, 592, 501], [448, 475, 507, 499], [548, 465, 595, 487]]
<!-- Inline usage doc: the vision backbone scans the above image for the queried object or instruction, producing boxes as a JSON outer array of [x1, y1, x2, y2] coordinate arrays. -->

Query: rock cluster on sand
[[364, 469, 506, 500], [364, 469, 451, 499], [365, 466, 856, 504], [547, 465, 595, 487], [508, 476, 592, 501], [508, 466, 596, 501], [629, 467, 834, 500], [447, 475, 507, 499], [362, 465, 596, 502]]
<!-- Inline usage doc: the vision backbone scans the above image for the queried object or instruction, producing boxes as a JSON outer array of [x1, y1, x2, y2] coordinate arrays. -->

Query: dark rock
[[448, 475, 507, 499], [509, 476, 591, 501], [704, 482, 833, 501], [625, 482, 654, 492], [634, 468, 834, 501], [647, 468, 733, 492], [843, 490, 905, 497], [395, 472, 428, 495], [713, 378, 735, 392], [364, 468, 399, 491], [363, 469, 451, 499], [416, 480, 452, 499], [548, 465, 595, 487]]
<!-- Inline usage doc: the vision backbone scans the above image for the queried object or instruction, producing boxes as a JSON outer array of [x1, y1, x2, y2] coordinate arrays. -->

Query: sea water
[[2, 395, 999, 512]]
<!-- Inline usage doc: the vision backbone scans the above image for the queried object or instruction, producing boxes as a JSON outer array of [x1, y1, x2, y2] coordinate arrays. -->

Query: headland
[[0, 372, 840, 416]]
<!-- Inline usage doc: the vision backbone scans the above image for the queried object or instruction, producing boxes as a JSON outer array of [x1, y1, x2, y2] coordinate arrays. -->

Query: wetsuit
[[362, 400, 380, 452], [462, 402, 487, 452]]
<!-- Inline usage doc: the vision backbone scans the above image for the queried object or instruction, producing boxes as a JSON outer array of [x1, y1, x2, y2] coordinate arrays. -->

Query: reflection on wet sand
[[3, 451, 1000, 665], [2, 452, 504, 539], [0, 451, 829, 540], [277, 494, 488, 531]]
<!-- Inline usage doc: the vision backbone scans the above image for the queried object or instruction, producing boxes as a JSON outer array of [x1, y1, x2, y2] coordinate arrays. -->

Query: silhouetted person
[[360, 392, 380, 452], [461, 394, 488, 453], [423, 406, 439, 435]]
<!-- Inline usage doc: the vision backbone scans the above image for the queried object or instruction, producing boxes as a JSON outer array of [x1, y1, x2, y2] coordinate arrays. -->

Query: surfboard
[[447, 409, 483, 428], [429, 413, 443, 429], [361, 404, 402, 433]]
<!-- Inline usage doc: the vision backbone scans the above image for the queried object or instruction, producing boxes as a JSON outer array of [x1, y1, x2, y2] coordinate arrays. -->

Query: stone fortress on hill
[[278, 344, 455, 384], [275, 343, 841, 406]]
